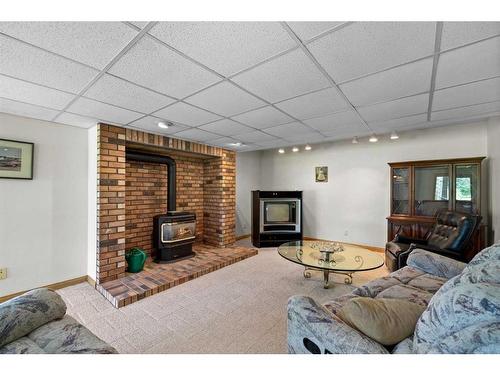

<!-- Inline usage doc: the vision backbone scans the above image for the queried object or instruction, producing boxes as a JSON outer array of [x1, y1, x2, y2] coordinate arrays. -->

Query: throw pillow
[[337, 297, 425, 346]]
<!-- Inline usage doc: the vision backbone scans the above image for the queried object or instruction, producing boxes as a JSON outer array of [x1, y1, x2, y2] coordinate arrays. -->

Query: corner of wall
[[87, 125, 97, 281]]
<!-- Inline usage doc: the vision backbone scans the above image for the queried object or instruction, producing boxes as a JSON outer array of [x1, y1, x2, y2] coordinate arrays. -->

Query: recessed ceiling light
[[229, 142, 243, 147], [278, 148, 285, 154], [304, 145, 312, 151], [352, 136, 359, 144], [292, 146, 299, 152], [390, 131, 399, 140], [158, 121, 169, 129], [369, 135, 378, 143]]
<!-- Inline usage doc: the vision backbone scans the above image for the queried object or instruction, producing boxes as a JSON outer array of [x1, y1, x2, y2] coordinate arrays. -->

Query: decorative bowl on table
[[310, 240, 344, 254]]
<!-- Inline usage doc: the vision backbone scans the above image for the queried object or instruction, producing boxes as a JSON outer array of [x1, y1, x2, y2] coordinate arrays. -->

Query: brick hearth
[[97, 244, 257, 307], [94, 123, 243, 306]]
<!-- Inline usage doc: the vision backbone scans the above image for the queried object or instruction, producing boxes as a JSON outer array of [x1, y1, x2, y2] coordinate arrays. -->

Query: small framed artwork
[[315, 166, 328, 182], [0, 138, 34, 180]]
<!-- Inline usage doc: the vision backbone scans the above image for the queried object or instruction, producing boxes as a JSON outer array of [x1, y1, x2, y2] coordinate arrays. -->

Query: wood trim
[[236, 234, 251, 241], [303, 237, 385, 253], [0, 276, 90, 303]]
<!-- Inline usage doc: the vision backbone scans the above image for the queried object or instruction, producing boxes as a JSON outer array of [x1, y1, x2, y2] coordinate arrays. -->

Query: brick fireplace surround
[[94, 124, 255, 306]]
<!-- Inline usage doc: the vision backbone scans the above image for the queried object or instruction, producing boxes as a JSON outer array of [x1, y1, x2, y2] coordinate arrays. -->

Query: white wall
[[246, 122, 488, 248], [487, 117, 500, 243], [87, 125, 97, 281], [0, 113, 89, 296], [235, 151, 261, 236]]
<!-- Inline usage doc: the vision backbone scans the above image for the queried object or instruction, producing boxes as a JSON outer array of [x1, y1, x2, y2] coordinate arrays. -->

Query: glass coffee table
[[278, 240, 384, 288]]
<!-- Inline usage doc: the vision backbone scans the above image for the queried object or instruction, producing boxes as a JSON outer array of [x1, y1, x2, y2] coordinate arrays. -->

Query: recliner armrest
[[407, 249, 467, 279], [287, 295, 389, 354], [394, 234, 428, 245]]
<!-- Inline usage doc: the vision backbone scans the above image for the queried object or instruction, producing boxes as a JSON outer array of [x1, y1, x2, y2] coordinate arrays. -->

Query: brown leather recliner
[[385, 210, 481, 272]]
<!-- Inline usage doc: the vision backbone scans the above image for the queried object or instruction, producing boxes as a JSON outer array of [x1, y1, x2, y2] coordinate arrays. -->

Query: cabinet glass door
[[414, 165, 451, 216], [392, 168, 409, 215], [455, 164, 479, 214]]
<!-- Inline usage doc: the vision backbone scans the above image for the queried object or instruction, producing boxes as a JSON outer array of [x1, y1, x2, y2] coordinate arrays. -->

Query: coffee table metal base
[[303, 267, 353, 288]]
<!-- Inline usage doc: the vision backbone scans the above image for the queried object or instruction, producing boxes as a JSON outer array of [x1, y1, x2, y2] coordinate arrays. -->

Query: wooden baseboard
[[303, 237, 385, 253], [236, 234, 251, 241], [0, 275, 91, 303]]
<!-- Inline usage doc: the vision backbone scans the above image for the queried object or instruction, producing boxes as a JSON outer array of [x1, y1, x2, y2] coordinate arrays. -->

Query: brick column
[[96, 124, 126, 284], [203, 150, 236, 247]]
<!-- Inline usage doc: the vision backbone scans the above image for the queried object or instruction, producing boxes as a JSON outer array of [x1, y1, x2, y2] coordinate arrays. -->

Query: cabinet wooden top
[[388, 156, 486, 167]]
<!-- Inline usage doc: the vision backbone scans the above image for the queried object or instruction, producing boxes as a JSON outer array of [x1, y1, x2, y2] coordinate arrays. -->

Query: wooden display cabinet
[[387, 157, 488, 260]]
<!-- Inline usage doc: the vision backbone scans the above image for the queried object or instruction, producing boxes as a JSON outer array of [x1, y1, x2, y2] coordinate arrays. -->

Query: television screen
[[266, 203, 290, 222]]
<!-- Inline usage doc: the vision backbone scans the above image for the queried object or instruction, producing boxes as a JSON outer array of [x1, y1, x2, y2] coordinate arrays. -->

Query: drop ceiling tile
[[231, 106, 293, 129], [231, 49, 330, 102], [282, 132, 326, 143], [286, 22, 344, 42], [322, 127, 372, 140], [0, 35, 98, 93], [109, 37, 221, 98], [441, 22, 500, 51], [0, 22, 138, 69], [207, 137, 240, 147], [275, 87, 348, 120], [66, 97, 143, 125], [433, 77, 500, 111], [254, 139, 292, 148], [435, 37, 500, 89], [368, 113, 428, 132], [263, 121, 312, 137], [234, 131, 278, 143], [309, 22, 436, 82], [357, 93, 429, 122], [85, 74, 175, 114], [150, 22, 296, 76], [185, 81, 265, 117], [340, 58, 433, 106], [153, 102, 221, 127], [171, 128, 220, 142], [431, 101, 500, 122], [304, 110, 365, 132], [55, 112, 98, 128], [198, 119, 254, 136], [0, 75, 75, 110], [0, 97, 59, 121], [128, 115, 189, 134]]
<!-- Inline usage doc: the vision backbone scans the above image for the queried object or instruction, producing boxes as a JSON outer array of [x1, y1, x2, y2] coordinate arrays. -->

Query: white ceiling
[[0, 21, 499, 152]]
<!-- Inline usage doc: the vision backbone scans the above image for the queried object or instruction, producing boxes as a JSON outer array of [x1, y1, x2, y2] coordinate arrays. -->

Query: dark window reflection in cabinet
[[455, 164, 479, 214], [415, 165, 450, 216], [392, 168, 409, 214]]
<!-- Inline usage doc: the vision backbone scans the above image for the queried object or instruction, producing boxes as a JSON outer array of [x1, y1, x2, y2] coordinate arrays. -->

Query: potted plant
[[125, 247, 147, 273]]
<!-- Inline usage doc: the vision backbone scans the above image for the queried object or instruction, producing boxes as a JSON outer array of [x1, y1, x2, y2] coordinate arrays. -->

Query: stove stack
[[126, 151, 196, 263]]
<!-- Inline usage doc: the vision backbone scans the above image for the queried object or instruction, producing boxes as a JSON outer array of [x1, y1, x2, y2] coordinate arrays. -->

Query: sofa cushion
[[28, 315, 117, 354], [0, 288, 66, 347], [0, 336, 45, 354], [407, 274, 447, 294], [413, 244, 500, 353], [337, 297, 425, 346], [392, 337, 414, 354]]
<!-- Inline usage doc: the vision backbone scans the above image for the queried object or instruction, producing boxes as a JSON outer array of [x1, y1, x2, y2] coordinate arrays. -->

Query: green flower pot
[[125, 248, 147, 273]]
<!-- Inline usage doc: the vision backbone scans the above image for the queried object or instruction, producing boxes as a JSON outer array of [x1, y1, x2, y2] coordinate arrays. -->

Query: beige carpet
[[59, 238, 389, 354]]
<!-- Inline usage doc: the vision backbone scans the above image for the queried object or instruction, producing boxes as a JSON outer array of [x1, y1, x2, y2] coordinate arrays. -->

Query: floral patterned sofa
[[0, 288, 117, 354], [288, 243, 500, 354]]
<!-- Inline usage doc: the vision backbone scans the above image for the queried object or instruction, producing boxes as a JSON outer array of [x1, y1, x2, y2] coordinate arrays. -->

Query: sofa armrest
[[407, 249, 467, 279], [394, 234, 427, 245], [0, 288, 66, 348], [287, 295, 389, 354]]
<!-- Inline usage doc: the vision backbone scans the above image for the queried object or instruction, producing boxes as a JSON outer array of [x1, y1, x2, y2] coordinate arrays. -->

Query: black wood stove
[[126, 151, 196, 263]]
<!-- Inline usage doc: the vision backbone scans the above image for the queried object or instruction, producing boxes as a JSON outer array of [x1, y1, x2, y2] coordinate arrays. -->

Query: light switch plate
[[0, 268, 7, 280]]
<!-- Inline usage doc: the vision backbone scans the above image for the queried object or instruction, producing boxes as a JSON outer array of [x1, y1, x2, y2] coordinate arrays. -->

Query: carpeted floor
[[58, 239, 389, 353]]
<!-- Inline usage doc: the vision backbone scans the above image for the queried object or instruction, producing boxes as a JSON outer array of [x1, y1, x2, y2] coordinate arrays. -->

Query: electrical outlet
[[0, 268, 7, 280]]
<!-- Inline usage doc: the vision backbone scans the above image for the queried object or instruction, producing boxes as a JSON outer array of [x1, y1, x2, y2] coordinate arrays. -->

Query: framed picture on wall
[[0, 138, 34, 180], [315, 166, 328, 182]]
